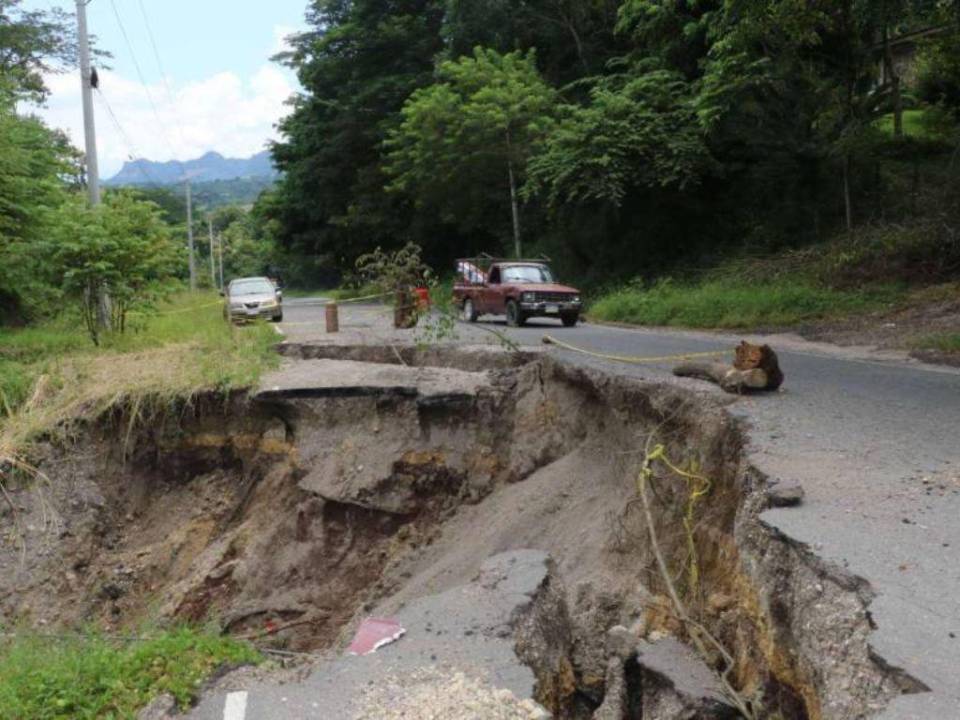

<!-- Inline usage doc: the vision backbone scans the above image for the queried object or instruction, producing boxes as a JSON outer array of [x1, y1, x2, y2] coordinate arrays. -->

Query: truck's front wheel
[[506, 300, 525, 327], [461, 298, 478, 323]]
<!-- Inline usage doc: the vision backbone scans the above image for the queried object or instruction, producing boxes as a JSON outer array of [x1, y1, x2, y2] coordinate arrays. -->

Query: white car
[[223, 277, 283, 323]]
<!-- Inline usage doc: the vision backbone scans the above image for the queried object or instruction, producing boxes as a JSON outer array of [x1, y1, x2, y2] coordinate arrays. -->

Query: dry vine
[[637, 429, 758, 719]]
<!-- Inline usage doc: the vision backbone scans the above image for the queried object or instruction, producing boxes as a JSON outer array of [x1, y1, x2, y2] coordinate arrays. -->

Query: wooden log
[[674, 342, 783, 394]]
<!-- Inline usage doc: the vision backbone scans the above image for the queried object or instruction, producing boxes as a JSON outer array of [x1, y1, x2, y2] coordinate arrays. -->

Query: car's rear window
[[502, 265, 554, 283], [231, 280, 274, 295]]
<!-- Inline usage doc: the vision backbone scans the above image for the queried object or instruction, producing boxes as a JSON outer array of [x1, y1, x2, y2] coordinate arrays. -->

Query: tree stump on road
[[674, 342, 784, 394]]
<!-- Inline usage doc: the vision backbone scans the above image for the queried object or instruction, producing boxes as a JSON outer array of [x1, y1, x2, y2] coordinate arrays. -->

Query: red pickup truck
[[453, 258, 583, 327]]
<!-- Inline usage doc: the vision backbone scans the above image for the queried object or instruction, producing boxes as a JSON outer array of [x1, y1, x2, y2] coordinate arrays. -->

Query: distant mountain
[[105, 150, 278, 186]]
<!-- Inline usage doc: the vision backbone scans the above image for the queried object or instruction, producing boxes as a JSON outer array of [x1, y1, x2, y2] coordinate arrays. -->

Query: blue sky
[[22, 0, 310, 176]]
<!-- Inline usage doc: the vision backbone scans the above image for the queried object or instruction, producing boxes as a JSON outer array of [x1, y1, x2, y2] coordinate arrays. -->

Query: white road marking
[[223, 691, 248, 720]]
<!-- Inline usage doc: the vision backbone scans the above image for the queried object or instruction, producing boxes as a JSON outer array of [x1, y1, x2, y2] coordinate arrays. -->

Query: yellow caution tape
[[129, 300, 223, 316], [541, 335, 729, 364], [333, 292, 392, 305]]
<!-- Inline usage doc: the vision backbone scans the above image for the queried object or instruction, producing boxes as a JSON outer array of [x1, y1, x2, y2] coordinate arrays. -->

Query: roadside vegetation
[[589, 215, 960, 331], [0, 5, 287, 457], [0, 627, 260, 719], [0, 293, 279, 454], [283, 283, 383, 301], [590, 280, 904, 330], [7, 2, 960, 349], [913, 332, 960, 352], [267, 0, 960, 296], [589, 133, 960, 340]]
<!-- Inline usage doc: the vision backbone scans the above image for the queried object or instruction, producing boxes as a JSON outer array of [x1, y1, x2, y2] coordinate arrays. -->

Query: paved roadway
[[232, 298, 960, 719]]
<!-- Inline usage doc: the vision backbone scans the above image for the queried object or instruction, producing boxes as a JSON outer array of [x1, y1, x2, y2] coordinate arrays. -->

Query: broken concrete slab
[[257, 358, 491, 402], [185, 550, 556, 720], [634, 637, 738, 720], [260, 358, 497, 514]]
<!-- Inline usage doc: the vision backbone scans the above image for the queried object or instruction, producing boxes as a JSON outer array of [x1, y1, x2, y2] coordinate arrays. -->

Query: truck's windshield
[[502, 265, 554, 284]]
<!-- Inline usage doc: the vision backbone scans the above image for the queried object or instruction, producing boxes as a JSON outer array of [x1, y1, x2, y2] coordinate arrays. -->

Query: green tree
[[51, 192, 181, 343], [444, 0, 623, 83], [0, 0, 72, 100], [129, 186, 188, 225], [0, 0, 109, 102], [217, 209, 272, 280], [917, 1, 960, 110], [269, 0, 446, 270], [386, 48, 556, 257], [526, 68, 712, 207], [0, 93, 75, 321]]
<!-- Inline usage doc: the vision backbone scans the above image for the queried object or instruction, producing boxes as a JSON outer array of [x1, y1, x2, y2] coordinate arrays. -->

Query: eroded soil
[[0, 347, 928, 719]]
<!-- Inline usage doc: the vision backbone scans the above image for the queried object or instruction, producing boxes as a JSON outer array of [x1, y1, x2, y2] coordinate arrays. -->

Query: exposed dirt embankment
[[0, 346, 926, 719]]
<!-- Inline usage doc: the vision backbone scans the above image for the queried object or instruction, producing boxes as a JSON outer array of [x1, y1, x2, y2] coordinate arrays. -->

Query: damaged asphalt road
[[271, 299, 960, 718], [187, 551, 553, 720]]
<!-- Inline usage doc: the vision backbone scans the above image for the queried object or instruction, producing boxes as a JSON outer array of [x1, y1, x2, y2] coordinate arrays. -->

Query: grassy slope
[[589, 279, 903, 329], [913, 332, 960, 351], [589, 212, 958, 334], [590, 109, 960, 337], [0, 628, 259, 719], [0, 292, 279, 452]]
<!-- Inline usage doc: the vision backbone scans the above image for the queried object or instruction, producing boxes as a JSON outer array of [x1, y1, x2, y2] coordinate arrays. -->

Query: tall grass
[[0, 292, 279, 451], [589, 279, 903, 329], [0, 627, 259, 719]]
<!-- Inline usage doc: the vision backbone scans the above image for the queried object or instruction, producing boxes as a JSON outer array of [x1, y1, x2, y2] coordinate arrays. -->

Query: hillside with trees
[[3, 0, 960, 342], [266, 0, 960, 297]]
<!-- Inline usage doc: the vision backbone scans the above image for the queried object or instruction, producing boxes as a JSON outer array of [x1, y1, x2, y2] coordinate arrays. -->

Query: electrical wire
[[94, 87, 160, 186], [136, 0, 189, 150], [107, 0, 185, 176]]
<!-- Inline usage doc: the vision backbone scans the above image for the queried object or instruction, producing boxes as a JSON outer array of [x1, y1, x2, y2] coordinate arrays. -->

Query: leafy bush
[[355, 242, 433, 295], [917, 30, 960, 109], [50, 192, 182, 344], [0, 627, 260, 719]]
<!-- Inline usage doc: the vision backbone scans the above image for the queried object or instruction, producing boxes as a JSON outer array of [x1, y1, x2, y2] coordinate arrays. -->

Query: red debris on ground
[[347, 617, 406, 656]]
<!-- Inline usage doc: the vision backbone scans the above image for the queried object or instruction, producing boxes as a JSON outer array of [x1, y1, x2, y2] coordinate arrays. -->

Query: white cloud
[[26, 64, 297, 178]]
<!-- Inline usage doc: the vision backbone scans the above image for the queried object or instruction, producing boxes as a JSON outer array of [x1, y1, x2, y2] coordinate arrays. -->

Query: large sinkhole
[[1, 346, 926, 719]]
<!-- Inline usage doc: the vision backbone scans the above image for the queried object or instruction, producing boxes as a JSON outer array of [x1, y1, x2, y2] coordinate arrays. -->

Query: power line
[[136, 0, 189, 150], [98, 0, 199, 291], [107, 0, 181, 170], [94, 87, 161, 186]]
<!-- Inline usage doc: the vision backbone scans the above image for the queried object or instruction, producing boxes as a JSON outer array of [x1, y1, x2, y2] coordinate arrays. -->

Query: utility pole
[[76, 0, 100, 207], [217, 232, 224, 290], [208, 218, 216, 287], [77, 0, 109, 330], [185, 180, 196, 290]]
